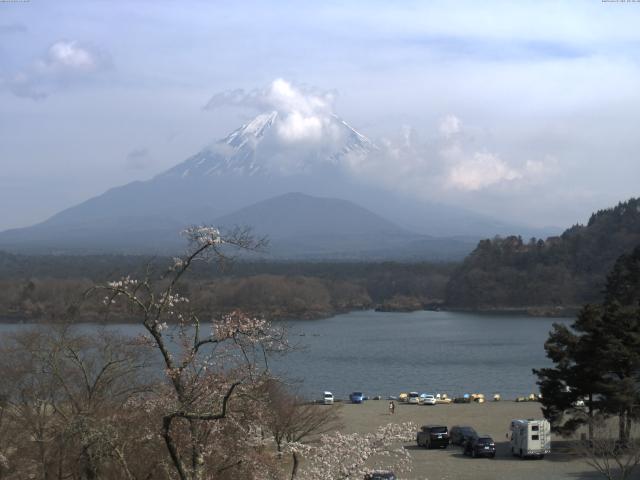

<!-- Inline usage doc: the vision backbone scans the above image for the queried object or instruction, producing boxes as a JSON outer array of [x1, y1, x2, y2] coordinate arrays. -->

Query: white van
[[508, 419, 551, 458], [323, 391, 334, 405]]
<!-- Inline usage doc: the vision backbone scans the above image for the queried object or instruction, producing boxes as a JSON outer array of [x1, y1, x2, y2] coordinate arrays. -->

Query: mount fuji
[[0, 111, 547, 257]]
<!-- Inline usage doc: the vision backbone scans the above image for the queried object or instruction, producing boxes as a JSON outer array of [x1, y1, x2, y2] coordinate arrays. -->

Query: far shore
[[0, 305, 577, 325]]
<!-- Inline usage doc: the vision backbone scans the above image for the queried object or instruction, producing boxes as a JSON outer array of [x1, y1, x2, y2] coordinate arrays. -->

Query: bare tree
[[576, 415, 640, 480], [0, 326, 155, 480], [261, 380, 342, 479]]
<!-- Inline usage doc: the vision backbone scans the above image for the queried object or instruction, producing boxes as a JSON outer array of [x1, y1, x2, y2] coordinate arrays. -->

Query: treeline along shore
[[0, 255, 454, 322], [2, 197, 640, 323]]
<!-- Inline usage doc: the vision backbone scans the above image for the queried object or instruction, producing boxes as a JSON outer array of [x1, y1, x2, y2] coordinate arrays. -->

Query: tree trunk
[[290, 451, 299, 480], [162, 416, 189, 480], [190, 420, 205, 480], [588, 394, 594, 442], [619, 410, 629, 446], [80, 446, 98, 480]]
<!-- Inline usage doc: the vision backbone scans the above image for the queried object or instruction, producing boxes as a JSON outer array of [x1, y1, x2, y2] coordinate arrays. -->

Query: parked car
[[349, 392, 365, 404], [450, 425, 478, 446], [435, 393, 452, 404], [364, 471, 396, 480], [420, 394, 436, 405], [453, 395, 471, 404], [408, 392, 421, 404], [364, 470, 396, 480], [323, 391, 334, 405], [398, 392, 408, 402], [416, 425, 449, 449], [463, 435, 496, 458]]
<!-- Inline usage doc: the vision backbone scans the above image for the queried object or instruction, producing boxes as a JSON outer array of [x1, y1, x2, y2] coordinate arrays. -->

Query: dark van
[[416, 425, 449, 449]]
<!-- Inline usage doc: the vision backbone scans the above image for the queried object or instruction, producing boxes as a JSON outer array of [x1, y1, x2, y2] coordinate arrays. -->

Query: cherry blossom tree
[[287, 422, 416, 480], [0, 225, 418, 480], [91, 226, 287, 480]]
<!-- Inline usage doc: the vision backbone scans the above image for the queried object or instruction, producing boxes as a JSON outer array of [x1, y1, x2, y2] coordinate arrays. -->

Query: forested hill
[[445, 198, 640, 311]]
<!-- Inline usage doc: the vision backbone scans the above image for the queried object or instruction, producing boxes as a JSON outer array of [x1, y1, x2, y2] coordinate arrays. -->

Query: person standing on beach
[[389, 400, 395, 414]]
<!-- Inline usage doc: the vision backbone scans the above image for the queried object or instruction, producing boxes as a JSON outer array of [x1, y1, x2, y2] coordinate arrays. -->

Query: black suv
[[463, 435, 496, 458], [416, 425, 449, 449], [450, 425, 477, 446], [364, 471, 396, 480]]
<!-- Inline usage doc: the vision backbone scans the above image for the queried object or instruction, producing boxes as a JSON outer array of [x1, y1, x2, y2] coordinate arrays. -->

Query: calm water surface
[[0, 310, 571, 401], [272, 310, 571, 400]]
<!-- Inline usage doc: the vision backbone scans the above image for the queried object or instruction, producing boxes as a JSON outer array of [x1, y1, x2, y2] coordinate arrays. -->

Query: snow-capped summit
[[162, 110, 376, 179], [224, 111, 278, 148], [329, 115, 376, 162]]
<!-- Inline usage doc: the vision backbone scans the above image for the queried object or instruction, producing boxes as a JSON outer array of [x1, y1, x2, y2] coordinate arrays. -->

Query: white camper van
[[508, 419, 551, 458], [323, 391, 334, 405]]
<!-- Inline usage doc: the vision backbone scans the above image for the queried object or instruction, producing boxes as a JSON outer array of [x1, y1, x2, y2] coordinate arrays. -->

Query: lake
[[271, 310, 572, 400], [0, 310, 571, 401]]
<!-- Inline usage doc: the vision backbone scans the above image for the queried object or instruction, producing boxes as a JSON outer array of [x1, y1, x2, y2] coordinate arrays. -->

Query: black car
[[416, 425, 449, 449], [364, 471, 396, 480], [450, 425, 477, 446], [463, 435, 496, 458]]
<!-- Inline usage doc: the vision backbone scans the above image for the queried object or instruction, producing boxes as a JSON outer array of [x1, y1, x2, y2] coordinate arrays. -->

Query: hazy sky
[[2, 1, 640, 231]]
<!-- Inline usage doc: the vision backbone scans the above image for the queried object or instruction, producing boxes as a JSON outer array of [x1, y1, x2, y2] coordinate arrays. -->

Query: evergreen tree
[[535, 245, 640, 442]]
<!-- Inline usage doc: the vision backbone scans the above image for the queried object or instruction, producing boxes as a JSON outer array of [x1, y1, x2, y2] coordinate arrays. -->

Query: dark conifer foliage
[[446, 198, 640, 309], [535, 245, 640, 442]]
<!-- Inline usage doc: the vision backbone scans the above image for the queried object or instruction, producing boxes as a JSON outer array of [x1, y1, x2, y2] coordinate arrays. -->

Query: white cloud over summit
[[206, 79, 338, 144], [208, 79, 556, 196]]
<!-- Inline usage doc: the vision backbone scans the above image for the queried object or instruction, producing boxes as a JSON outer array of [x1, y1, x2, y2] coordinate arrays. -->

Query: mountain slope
[[162, 111, 376, 179], [214, 192, 403, 239], [445, 197, 640, 310], [213, 193, 476, 260], [0, 110, 544, 256]]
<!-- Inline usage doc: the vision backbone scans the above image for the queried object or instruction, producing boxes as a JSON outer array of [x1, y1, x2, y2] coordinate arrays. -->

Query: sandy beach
[[334, 400, 620, 480]]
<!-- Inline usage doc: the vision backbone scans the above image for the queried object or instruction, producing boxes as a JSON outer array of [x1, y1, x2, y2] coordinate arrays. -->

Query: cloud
[[205, 78, 336, 113], [438, 114, 461, 138], [125, 147, 152, 170], [4, 40, 111, 100], [206, 78, 339, 144], [0, 23, 27, 34], [39, 40, 101, 71], [204, 80, 558, 197], [277, 111, 324, 142], [352, 113, 557, 200], [446, 152, 521, 191]]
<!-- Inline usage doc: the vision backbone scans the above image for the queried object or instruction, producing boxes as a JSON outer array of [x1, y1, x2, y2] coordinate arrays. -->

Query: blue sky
[[1, 1, 640, 230]]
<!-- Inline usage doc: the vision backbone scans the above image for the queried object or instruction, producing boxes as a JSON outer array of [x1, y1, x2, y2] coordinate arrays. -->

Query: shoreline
[[0, 305, 577, 324]]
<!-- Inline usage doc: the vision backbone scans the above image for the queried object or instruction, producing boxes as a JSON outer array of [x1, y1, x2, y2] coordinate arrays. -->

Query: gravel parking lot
[[336, 400, 635, 480]]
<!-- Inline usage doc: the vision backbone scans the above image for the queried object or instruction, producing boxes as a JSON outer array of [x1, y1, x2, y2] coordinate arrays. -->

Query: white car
[[323, 391, 334, 405], [408, 392, 421, 404], [421, 394, 437, 405]]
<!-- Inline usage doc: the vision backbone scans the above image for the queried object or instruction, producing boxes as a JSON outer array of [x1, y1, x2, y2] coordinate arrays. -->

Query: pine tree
[[535, 245, 640, 442]]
